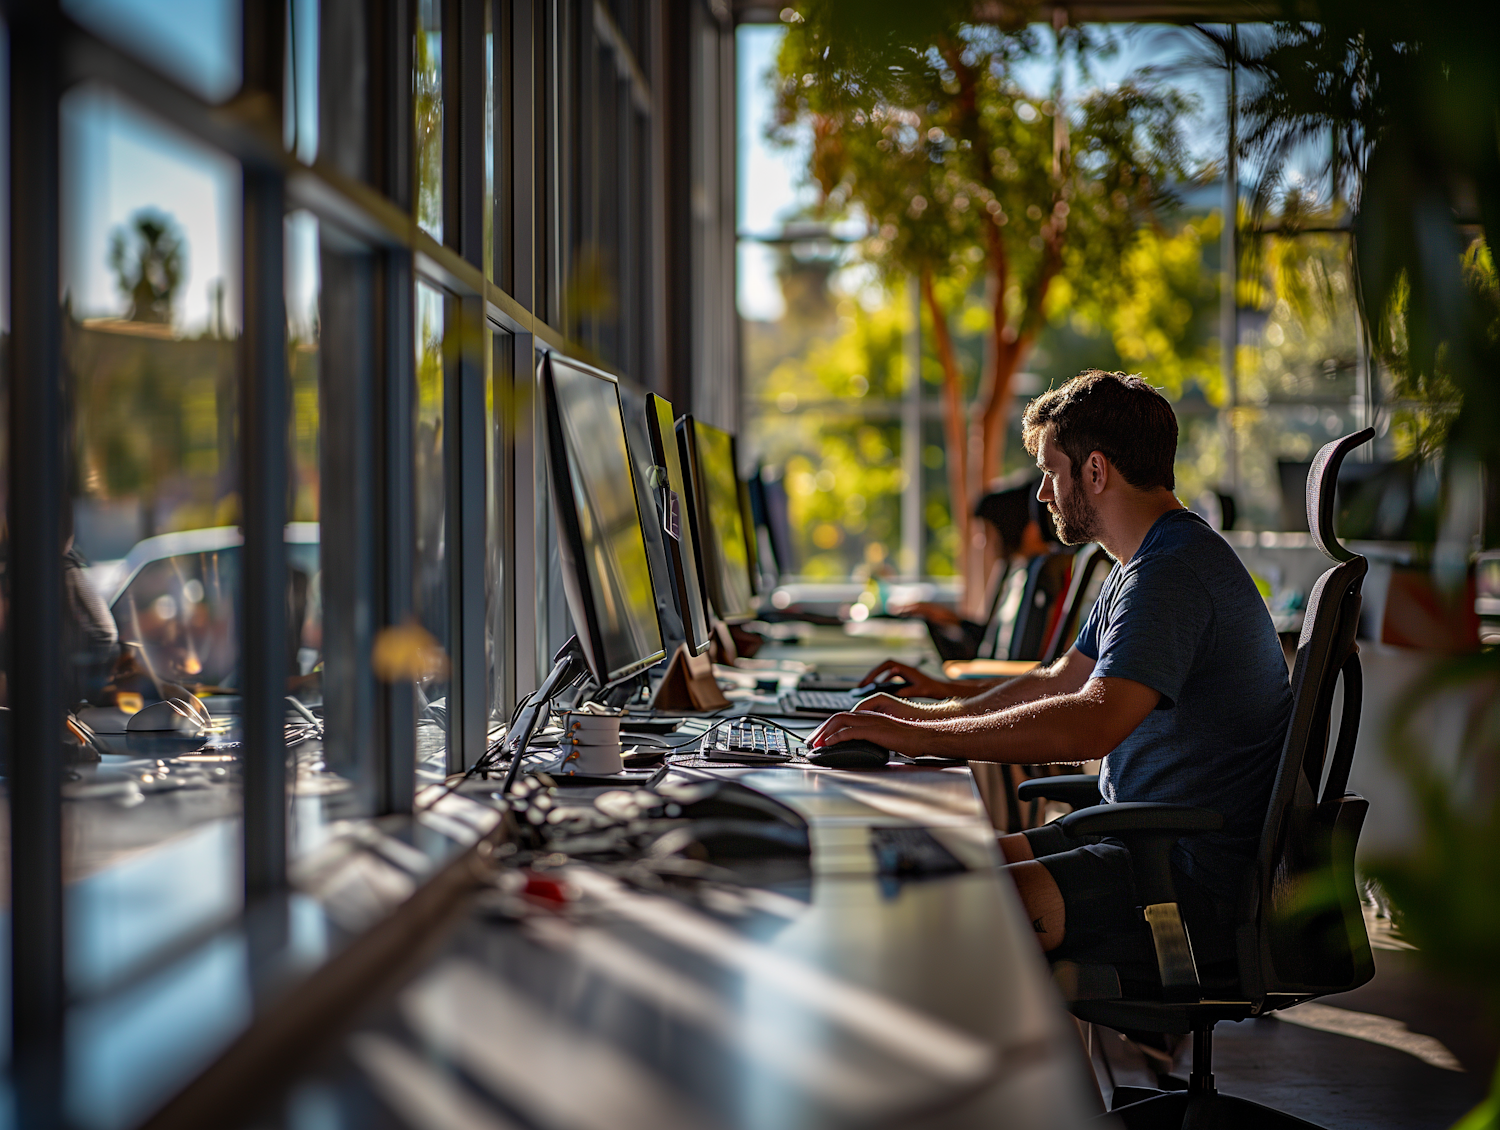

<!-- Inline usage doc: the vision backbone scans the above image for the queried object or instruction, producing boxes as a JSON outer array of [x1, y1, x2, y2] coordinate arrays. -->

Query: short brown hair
[[1022, 370, 1178, 491]]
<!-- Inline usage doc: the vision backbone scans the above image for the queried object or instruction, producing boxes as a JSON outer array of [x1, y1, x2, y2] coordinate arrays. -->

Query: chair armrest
[[1053, 802, 1224, 1003], [1016, 774, 1100, 809], [1056, 802, 1223, 839]]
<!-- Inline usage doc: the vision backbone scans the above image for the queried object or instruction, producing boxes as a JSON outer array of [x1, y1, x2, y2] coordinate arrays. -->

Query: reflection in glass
[[485, 331, 504, 729], [60, 86, 242, 969], [65, 0, 242, 103], [284, 211, 349, 844], [485, 5, 495, 279], [415, 284, 449, 762], [415, 0, 443, 241]]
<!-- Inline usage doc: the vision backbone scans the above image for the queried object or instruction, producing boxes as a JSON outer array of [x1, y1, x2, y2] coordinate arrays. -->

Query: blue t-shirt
[[1075, 509, 1292, 899]]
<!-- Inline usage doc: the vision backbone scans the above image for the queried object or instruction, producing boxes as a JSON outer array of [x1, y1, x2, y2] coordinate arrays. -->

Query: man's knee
[[998, 831, 1034, 864]]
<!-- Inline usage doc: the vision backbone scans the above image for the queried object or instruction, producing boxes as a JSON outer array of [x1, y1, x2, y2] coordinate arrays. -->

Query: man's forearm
[[895, 693, 1114, 764], [946, 663, 1074, 717]]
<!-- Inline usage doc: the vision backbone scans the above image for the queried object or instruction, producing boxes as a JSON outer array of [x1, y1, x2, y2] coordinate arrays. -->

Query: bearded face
[[1048, 466, 1103, 546]]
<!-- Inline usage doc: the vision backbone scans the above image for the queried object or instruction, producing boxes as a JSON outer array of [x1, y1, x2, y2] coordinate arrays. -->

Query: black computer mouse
[[852, 679, 910, 698], [806, 739, 890, 769]]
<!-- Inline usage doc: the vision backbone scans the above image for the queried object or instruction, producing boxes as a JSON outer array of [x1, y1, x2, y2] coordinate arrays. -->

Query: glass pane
[[60, 84, 242, 986], [415, 283, 449, 771], [65, 0, 241, 103], [285, 210, 348, 851], [485, 329, 505, 732], [415, 0, 443, 241], [285, 0, 320, 164], [484, 2, 495, 280]]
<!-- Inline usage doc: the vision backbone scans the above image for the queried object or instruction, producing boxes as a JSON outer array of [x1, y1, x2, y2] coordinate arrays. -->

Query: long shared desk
[[301, 760, 1098, 1130]]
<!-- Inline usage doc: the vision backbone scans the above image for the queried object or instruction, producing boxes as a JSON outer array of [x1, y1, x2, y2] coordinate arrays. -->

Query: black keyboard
[[778, 689, 856, 715], [702, 721, 796, 762]]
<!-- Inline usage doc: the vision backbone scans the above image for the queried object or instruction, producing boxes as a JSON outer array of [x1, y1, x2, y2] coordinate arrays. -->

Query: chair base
[[1102, 1088, 1326, 1129]]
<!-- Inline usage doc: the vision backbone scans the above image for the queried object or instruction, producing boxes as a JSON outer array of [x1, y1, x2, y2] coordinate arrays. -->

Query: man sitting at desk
[[810, 370, 1292, 966]]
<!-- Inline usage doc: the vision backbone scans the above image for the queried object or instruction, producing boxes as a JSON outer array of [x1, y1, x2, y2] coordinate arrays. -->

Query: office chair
[[1017, 428, 1377, 1128], [1002, 550, 1074, 661], [1040, 542, 1112, 665], [992, 543, 1110, 832]]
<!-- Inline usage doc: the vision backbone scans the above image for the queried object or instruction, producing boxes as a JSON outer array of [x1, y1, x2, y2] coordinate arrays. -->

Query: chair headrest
[[1307, 428, 1375, 562]]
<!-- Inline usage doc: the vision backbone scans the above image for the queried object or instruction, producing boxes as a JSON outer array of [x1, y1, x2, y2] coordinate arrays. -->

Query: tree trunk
[[920, 268, 975, 607]]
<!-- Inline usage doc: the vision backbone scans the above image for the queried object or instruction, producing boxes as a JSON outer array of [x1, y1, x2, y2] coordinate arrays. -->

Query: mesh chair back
[[1239, 429, 1376, 1002], [1006, 551, 1073, 661], [1041, 543, 1113, 664]]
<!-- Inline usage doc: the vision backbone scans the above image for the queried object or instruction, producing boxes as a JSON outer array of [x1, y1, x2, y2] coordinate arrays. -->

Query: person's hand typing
[[858, 659, 954, 700]]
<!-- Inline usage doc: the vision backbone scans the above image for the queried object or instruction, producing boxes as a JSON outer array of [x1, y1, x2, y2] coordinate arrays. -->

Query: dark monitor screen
[[737, 476, 760, 595], [645, 393, 713, 655], [681, 417, 756, 623], [542, 354, 665, 686]]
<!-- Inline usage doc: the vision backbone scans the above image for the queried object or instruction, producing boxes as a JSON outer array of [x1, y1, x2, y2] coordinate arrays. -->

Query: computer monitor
[[619, 384, 688, 651], [644, 393, 713, 655], [737, 476, 761, 596], [540, 353, 665, 687], [678, 417, 756, 623], [747, 467, 796, 579]]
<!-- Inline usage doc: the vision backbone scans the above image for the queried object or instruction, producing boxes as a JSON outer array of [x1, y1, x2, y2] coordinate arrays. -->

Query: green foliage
[[108, 209, 184, 325], [1380, 242, 1495, 463], [1072, 211, 1223, 401], [415, 20, 443, 239], [746, 292, 908, 577], [1235, 11, 1500, 1122], [772, 10, 1195, 336]]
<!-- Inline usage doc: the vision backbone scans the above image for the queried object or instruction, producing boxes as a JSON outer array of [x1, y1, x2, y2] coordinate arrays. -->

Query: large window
[[61, 84, 244, 876], [736, 20, 1393, 589], [5, 2, 735, 1123]]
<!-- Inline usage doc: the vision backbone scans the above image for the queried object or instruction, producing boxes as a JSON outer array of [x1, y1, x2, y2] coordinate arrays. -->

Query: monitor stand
[[499, 635, 589, 793], [708, 620, 739, 665], [650, 642, 731, 712]]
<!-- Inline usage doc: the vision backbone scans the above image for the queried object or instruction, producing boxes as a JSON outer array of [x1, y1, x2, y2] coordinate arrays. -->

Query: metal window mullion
[[510, 333, 541, 696], [9, 4, 66, 1124], [455, 0, 487, 267], [377, 250, 417, 814], [493, 328, 518, 718], [370, 0, 416, 814], [660, 0, 692, 411], [510, 0, 536, 313], [374, 0, 414, 211], [241, 0, 291, 901], [318, 245, 378, 808], [241, 168, 291, 899]]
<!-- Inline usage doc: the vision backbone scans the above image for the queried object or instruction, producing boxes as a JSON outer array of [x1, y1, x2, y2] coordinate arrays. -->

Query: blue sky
[[63, 85, 241, 333]]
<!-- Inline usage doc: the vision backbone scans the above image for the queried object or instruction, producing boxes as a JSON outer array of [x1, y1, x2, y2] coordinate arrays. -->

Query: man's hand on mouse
[[809, 710, 931, 752], [858, 660, 956, 700]]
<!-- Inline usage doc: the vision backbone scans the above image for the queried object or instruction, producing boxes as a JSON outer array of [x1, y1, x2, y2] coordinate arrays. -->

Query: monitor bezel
[[645, 393, 713, 656], [540, 352, 667, 687]]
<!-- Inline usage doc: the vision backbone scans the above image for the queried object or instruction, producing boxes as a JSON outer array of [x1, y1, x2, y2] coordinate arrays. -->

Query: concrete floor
[[1090, 944, 1498, 1129]]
